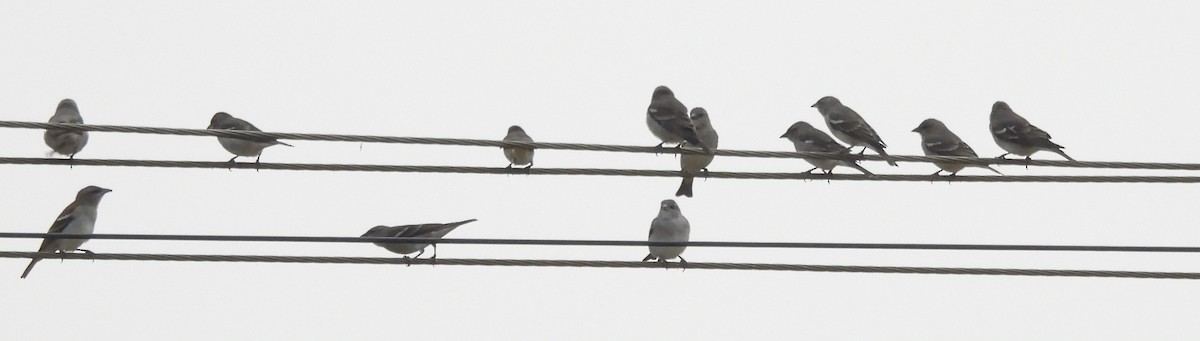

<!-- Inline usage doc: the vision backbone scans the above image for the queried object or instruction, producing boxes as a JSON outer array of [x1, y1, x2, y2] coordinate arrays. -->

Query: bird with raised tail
[[676, 108, 719, 197], [646, 86, 711, 153], [502, 125, 535, 170], [811, 96, 897, 166], [642, 200, 691, 265], [989, 101, 1075, 161], [912, 119, 1003, 176], [779, 121, 873, 175], [207, 112, 293, 164], [44, 99, 89, 160], [362, 219, 477, 265], [21, 186, 112, 279]]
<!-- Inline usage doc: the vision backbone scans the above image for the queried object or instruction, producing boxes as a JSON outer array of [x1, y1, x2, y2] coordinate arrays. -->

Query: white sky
[[3, 1, 1200, 339]]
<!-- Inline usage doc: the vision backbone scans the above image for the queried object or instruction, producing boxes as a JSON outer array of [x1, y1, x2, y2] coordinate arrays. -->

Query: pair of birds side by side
[[644, 86, 720, 198], [19, 184, 480, 278], [39, 99, 293, 164]]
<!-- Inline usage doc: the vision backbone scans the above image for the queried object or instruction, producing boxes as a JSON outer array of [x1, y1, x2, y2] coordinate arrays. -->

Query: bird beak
[[810, 102, 818, 108], [779, 133, 788, 138], [102, 188, 113, 193], [911, 127, 920, 132]]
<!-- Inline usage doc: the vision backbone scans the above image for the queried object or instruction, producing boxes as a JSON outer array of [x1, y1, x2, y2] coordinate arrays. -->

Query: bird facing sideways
[[44, 99, 89, 160], [779, 121, 873, 175], [21, 186, 112, 279], [642, 199, 691, 264], [989, 101, 1075, 161], [502, 125, 535, 170], [912, 118, 1002, 176], [811, 96, 898, 166], [646, 86, 712, 153], [676, 107, 720, 197], [207, 112, 294, 163], [362, 219, 478, 264]]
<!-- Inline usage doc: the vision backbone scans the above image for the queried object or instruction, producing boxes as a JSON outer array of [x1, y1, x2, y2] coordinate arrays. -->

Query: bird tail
[[1051, 148, 1075, 162], [276, 141, 295, 147], [684, 135, 713, 154], [983, 165, 1004, 175], [847, 162, 875, 176], [675, 177, 694, 197], [20, 257, 40, 279], [873, 145, 898, 167], [449, 219, 478, 227]]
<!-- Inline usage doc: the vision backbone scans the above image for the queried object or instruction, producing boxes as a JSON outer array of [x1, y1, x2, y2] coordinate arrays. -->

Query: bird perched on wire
[[811, 96, 897, 166], [646, 86, 712, 153], [502, 125, 535, 170], [676, 107, 720, 197], [44, 99, 89, 160], [362, 219, 477, 265], [989, 101, 1075, 161], [21, 186, 112, 279], [779, 121, 873, 175], [912, 118, 1002, 176], [642, 199, 691, 265], [207, 112, 293, 164]]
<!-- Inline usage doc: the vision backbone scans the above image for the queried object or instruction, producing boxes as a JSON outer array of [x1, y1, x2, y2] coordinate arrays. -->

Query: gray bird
[[362, 219, 477, 264], [811, 96, 898, 166], [676, 108, 719, 197], [646, 86, 711, 153], [779, 121, 874, 175], [44, 99, 89, 160], [207, 112, 294, 164], [502, 125, 535, 169], [989, 101, 1075, 161], [912, 118, 1002, 176], [642, 199, 691, 264], [21, 186, 112, 279]]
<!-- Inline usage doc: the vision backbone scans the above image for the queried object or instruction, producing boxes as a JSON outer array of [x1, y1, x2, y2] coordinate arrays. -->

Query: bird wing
[[393, 219, 476, 238], [828, 110, 887, 148], [36, 207, 77, 252], [993, 121, 1062, 148]]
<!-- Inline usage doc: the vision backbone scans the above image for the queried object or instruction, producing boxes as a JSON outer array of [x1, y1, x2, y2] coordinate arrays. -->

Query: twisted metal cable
[[2, 232, 1199, 253], [6, 121, 1200, 169], [5, 157, 1200, 183], [0, 251, 1194, 279]]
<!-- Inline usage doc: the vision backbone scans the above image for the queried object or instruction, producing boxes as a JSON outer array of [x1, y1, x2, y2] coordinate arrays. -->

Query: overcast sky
[[3, 1, 1199, 340]]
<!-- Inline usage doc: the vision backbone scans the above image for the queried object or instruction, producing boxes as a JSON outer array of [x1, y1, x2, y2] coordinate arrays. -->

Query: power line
[[5, 157, 1200, 183], [5, 121, 1200, 170], [2, 232, 1198, 252], [0, 251, 1194, 279]]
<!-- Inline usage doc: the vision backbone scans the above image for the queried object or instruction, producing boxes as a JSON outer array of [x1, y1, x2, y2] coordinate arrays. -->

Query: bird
[[779, 121, 874, 175], [362, 219, 477, 265], [642, 199, 691, 265], [912, 118, 1002, 176], [207, 112, 293, 164], [502, 125, 535, 170], [44, 99, 89, 160], [811, 96, 898, 166], [989, 101, 1075, 161], [676, 108, 719, 197], [646, 86, 711, 153], [21, 186, 112, 279]]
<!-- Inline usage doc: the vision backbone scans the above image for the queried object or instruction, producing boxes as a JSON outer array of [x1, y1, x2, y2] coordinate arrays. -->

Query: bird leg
[[77, 248, 96, 263], [523, 163, 532, 175], [803, 167, 818, 174], [995, 153, 1011, 159], [641, 254, 656, 262], [403, 255, 413, 267], [678, 256, 687, 271], [700, 167, 710, 181], [930, 170, 943, 176], [254, 155, 262, 172]]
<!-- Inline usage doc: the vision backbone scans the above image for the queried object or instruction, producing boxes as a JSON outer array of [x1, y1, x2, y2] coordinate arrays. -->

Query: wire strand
[[5, 157, 1200, 183], [6, 121, 1200, 170], [1, 251, 1194, 279], [2, 233, 1198, 252]]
